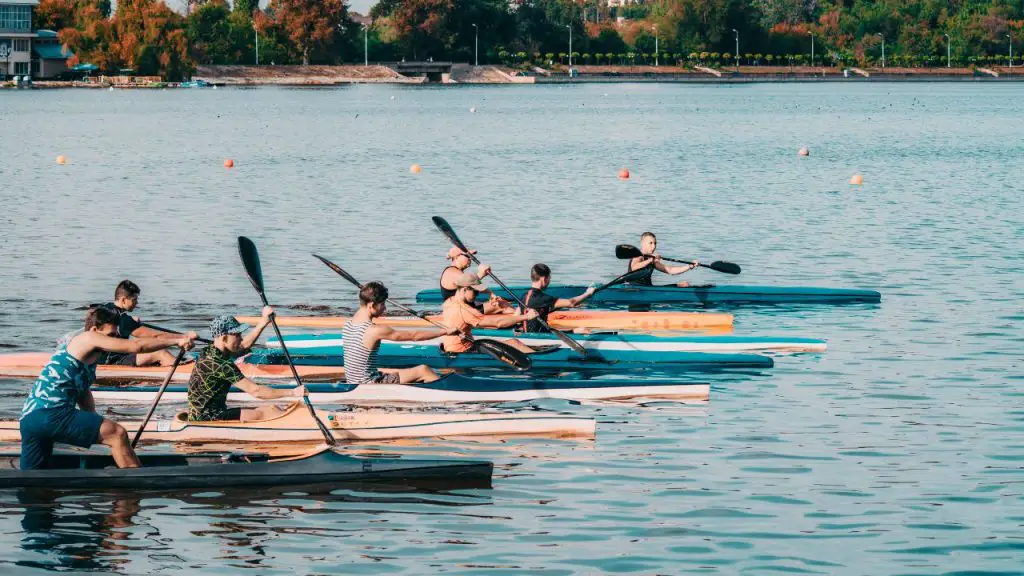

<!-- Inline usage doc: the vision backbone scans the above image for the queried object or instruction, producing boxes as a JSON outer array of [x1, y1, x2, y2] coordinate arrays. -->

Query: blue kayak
[[415, 284, 881, 306]]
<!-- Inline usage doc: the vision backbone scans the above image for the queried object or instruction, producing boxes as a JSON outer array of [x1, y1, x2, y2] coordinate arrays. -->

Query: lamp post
[[472, 23, 478, 66], [944, 33, 950, 68], [1007, 33, 1013, 70], [363, 24, 369, 66], [808, 30, 814, 67], [566, 24, 572, 67], [254, 22, 259, 66], [654, 25, 658, 66], [732, 29, 739, 69], [877, 33, 885, 68]]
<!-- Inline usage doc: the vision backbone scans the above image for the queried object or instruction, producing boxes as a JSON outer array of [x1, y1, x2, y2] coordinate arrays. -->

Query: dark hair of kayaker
[[115, 279, 140, 300], [641, 232, 656, 242], [359, 281, 389, 305], [85, 306, 119, 330], [531, 263, 551, 281]]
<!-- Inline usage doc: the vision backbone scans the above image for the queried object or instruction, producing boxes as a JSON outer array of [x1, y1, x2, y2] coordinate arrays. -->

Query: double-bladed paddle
[[615, 244, 741, 275], [432, 216, 590, 357], [238, 236, 335, 446], [312, 254, 532, 371], [140, 322, 212, 344], [130, 347, 188, 448]]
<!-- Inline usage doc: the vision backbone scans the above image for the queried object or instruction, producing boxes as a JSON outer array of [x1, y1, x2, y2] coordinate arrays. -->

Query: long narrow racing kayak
[[0, 444, 493, 490], [268, 331, 827, 354], [237, 309, 734, 331], [416, 284, 882, 306], [248, 346, 773, 372], [0, 403, 596, 443], [0, 352, 346, 382], [91, 373, 711, 404]]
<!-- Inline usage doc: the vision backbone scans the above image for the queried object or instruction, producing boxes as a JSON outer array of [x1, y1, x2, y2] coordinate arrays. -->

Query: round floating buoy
[[618, 168, 630, 180], [108, 86, 114, 91], [56, 155, 66, 165], [798, 147, 809, 156], [390, 95, 396, 100], [850, 174, 863, 185], [410, 164, 422, 174], [224, 159, 234, 168], [470, 107, 476, 113]]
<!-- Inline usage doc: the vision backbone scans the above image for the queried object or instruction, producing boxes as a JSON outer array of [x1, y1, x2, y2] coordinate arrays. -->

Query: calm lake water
[[0, 83, 1022, 574]]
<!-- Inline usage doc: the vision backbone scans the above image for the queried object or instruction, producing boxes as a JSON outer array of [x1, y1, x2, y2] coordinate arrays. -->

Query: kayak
[[268, 331, 827, 354], [236, 309, 735, 331], [91, 373, 711, 404], [0, 352, 345, 382], [0, 444, 493, 490], [0, 402, 596, 443], [415, 284, 882, 306], [248, 346, 774, 372]]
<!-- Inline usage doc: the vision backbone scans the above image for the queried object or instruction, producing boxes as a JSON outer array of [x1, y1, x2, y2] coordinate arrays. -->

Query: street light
[[254, 22, 259, 66], [472, 24, 478, 66], [363, 24, 369, 66], [732, 28, 739, 69], [1007, 33, 1013, 70], [653, 24, 658, 66], [808, 30, 814, 67], [943, 33, 950, 68], [877, 33, 885, 68], [566, 24, 572, 67]]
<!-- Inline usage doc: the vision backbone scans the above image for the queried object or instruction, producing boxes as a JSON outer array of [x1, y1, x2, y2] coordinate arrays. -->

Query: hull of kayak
[[416, 284, 882, 306], [248, 347, 774, 371], [269, 332, 827, 354], [236, 309, 734, 331], [0, 403, 595, 443], [0, 352, 345, 382], [0, 445, 493, 490], [91, 374, 710, 404]]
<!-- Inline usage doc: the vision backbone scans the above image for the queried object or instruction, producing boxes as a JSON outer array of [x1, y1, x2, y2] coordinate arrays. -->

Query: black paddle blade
[[432, 216, 472, 254], [474, 339, 532, 371], [615, 244, 643, 260], [709, 261, 742, 275], [238, 236, 267, 297], [312, 254, 363, 289]]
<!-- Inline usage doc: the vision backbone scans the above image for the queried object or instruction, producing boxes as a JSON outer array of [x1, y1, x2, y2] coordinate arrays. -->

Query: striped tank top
[[342, 321, 381, 384]]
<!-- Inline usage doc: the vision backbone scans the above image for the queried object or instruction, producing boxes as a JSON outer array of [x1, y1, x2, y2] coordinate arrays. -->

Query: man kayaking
[[440, 247, 510, 314], [344, 281, 454, 385], [520, 264, 595, 333], [97, 280, 182, 367], [187, 309, 305, 423], [442, 272, 538, 354], [20, 307, 195, 470], [628, 232, 700, 287]]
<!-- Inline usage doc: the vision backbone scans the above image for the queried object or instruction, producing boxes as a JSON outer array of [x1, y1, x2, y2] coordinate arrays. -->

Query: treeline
[[36, 0, 1024, 80]]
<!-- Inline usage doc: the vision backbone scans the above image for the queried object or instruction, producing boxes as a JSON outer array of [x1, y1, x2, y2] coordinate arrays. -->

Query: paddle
[[312, 254, 532, 371], [238, 236, 335, 446], [579, 267, 653, 303], [131, 348, 187, 448], [431, 216, 589, 357], [615, 244, 742, 275], [140, 322, 212, 344]]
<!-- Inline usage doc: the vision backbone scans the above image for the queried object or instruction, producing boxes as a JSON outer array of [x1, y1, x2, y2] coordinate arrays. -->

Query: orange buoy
[[798, 147, 809, 156], [224, 159, 234, 168], [55, 155, 66, 165], [618, 168, 630, 180], [410, 164, 422, 174], [849, 174, 863, 185]]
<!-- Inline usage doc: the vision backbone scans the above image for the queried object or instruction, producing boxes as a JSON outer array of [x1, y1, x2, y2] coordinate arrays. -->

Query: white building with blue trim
[[1, 0, 75, 79]]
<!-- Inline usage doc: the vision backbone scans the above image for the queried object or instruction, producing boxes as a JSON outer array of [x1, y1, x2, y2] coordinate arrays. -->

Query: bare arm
[[130, 325, 180, 339], [234, 377, 304, 400], [373, 326, 445, 343], [72, 332, 189, 357], [477, 313, 532, 329], [77, 389, 96, 413], [657, 260, 698, 275]]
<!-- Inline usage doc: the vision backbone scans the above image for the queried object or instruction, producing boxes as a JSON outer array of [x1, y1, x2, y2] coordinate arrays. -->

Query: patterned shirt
[[22, 346, 97, 417], [187, 346, 243, 421]]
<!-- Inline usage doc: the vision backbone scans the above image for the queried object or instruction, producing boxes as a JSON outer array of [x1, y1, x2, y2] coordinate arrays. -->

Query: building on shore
[[0, 0, 35, 78], [33, 29, 73, 78]]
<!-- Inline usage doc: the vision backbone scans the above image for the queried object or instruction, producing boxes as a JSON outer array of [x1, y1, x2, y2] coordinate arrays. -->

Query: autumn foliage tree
[[265, 0, 345, 65]]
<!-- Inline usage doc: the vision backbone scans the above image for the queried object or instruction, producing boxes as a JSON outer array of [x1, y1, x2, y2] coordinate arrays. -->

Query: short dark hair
[[115, 280, 140, 300], [530, 263, 551, 281], [641, 232, 656, 242], [85, 306, 119, 330], [359, 281, 389, 305]]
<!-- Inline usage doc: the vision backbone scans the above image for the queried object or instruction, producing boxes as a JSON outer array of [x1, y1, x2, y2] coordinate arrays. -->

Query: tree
[[266, 0, 345, 64]]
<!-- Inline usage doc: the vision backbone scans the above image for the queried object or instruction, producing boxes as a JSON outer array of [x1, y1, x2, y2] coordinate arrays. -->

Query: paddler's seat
[[221, 452, 270, 464]]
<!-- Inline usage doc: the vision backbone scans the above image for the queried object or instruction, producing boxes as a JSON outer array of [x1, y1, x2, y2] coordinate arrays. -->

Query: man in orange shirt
[[441, 272, 538, 354]]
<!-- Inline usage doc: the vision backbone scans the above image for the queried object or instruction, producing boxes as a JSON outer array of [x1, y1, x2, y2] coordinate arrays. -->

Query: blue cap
[[210, 315, 249, 337]]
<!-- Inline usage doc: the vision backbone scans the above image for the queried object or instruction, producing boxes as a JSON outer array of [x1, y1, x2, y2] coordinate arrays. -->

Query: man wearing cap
[[187, 306, 305, 422], [441, 272, 539, 354], [439, 247, 511, 314]]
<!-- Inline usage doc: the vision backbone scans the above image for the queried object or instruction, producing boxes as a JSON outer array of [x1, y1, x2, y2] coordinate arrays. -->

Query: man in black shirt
[[520, 264, 594, 333], [97, 280, 181, 366]]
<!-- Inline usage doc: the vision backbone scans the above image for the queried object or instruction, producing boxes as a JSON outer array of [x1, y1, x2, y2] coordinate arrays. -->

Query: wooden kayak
[[0, 403, 596, 443], [0, 444, 493, 490], [0, 352, 345, 382], [236, 309, 734, 331]]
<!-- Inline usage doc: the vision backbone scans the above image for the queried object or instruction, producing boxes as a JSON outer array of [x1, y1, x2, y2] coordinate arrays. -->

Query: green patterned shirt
[[187, 345, 244, 421]]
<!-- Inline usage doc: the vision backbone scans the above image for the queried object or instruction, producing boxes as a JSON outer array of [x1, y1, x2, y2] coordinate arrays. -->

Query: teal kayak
[[268, 332, 826, 354], [415, 284, 881, 306]]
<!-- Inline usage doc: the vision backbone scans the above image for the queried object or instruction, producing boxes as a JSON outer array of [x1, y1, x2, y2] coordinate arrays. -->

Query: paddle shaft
[[141, 322, 212, 344], [131, 348, 187, 448]]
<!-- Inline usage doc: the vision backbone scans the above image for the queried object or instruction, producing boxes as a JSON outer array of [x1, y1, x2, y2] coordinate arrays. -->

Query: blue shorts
[[20, 408, 104, 470]]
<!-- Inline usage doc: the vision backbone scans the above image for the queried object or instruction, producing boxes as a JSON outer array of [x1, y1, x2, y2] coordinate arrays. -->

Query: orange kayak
[[0, 352, 345, 382], [237, 310, 733, 331]]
